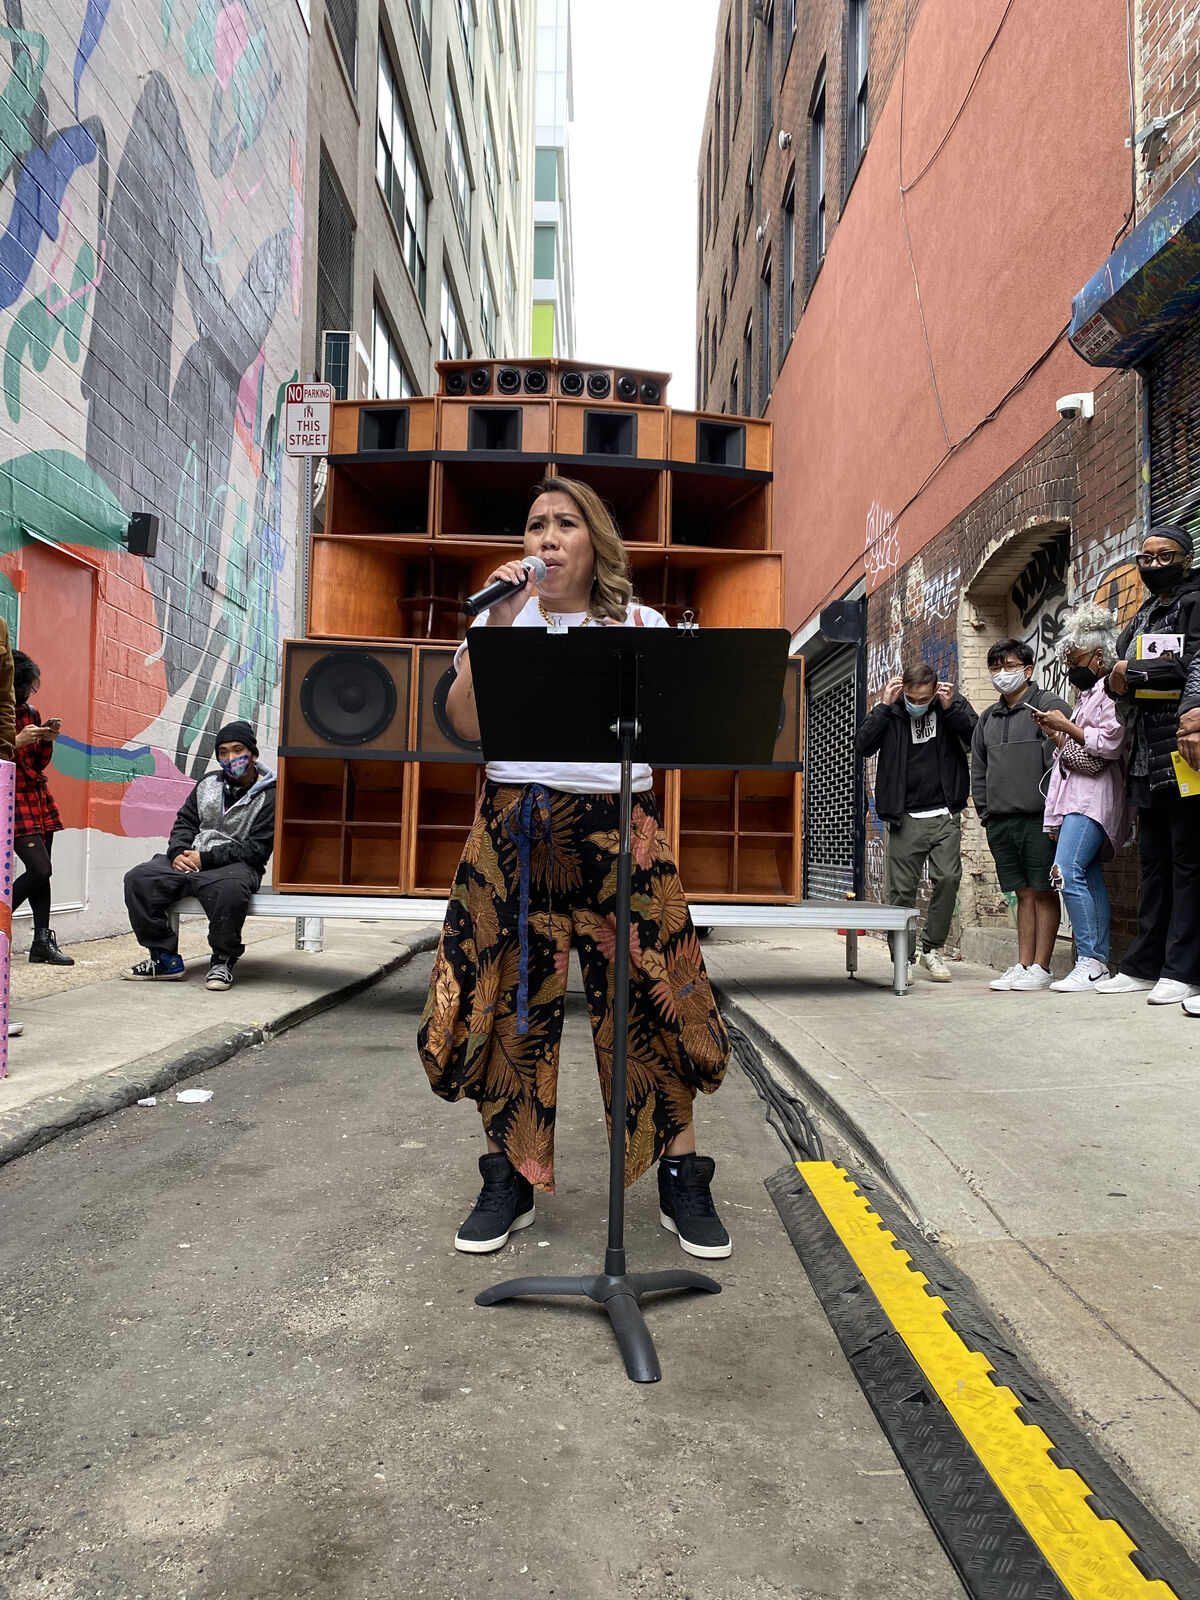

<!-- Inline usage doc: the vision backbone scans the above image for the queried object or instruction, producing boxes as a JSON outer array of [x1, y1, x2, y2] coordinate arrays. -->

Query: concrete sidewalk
[[1, 916, 440, 1165], [702, 927, 1200, 1564]]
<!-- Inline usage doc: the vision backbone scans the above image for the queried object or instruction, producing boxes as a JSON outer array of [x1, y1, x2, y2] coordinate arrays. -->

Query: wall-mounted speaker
[[125, 512, 159, 558], [281, 643, 413, 757], [415, 645, 482, 760]]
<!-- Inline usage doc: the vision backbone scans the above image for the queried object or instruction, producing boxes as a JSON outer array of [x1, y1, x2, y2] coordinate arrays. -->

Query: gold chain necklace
[[538, 599, 595, 628]]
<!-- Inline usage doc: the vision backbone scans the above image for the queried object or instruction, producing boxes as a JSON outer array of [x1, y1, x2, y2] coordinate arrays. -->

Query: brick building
[[696, 0, 1160, 965]]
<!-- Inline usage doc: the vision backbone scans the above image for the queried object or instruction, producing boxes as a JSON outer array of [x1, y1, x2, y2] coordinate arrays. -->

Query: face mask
[[1067, 664, 1099, 691], [219, 753, 253, 779], [903, 698, 932, 718], [991, 668, 1027, 694], [1140, 561, 1184, 595]]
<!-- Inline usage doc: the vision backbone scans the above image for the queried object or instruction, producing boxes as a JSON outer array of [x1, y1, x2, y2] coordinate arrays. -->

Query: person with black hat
[[122, 721, 275, 991], [1095, 524, 1200, 1005]]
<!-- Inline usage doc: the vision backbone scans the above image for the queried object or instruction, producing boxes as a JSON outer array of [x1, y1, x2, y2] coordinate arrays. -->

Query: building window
[[454, 0, 476, 87], [487, 0, 502, 72], [760, 2, 774, 153], [505, 239, 517, 324], [723, 24, 732, 169], [377, 40, 428, 306], [720, 272, 728, 330], [847, 0, 869, 179], [483, 100, 499, 215], [705, 135, 713, 238], [715, 85, 722, 200], [809, 71, 826, 281], [742, 313, 753, 418], [734, 0, 743, 103], [407, 0, 432, 83], [729, 361, 739, 415], [534, 224, 556, 279], [440, 270, 469, 359], [480, 266, 497, 356], [535, 148, 557, 201], [507, 115, 519, 192], [702, 306, 710, 406], [759, 256, 771, 410], [328, 0, 358, 86], [782, 178, 795, 348], [509, 0, 521, 65], [696, 341, 702, 406], [744, 154, 754, 229], [785, 0, 797, 41], [731, 223, 740, 282], [372, 299, 414, 398], [316, 151, 355, 348], [445, 75, 472, 247]]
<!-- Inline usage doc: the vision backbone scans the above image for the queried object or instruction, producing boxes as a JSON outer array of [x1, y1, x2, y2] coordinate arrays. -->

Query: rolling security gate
[[802, 650, 858, 900], [1148, 317, 1200, 533]]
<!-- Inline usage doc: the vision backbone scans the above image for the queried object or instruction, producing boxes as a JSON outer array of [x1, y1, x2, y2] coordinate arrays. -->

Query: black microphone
[[462, 556, 546, 617]]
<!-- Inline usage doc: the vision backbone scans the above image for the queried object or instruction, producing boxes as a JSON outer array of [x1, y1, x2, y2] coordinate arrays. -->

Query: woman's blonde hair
[[528, 476, 633, 622]]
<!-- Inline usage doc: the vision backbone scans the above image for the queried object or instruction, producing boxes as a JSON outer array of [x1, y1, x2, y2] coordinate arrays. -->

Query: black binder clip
[[675, 609, 699, 635]]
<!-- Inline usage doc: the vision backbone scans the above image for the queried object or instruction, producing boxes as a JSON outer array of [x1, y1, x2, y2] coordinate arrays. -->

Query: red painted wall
[[770, 0, 1135, 629]]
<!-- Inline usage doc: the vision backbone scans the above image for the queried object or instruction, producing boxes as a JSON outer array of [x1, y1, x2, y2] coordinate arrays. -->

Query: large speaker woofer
[[559, 369, 585, 397], [445, 369, 469, 396], [496, 366, 521, 394], [587, 372, 611, 398], [523, 368, 548, 394], [615, 374, 639, 402], [640, 379, 661, 404], [299, 651, 399, 746], [431, 667, 482, 753], [468, 366, 492, 394]]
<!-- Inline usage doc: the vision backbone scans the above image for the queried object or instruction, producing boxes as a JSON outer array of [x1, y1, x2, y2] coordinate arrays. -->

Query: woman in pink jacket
[[1029, 603, 1131, 992]]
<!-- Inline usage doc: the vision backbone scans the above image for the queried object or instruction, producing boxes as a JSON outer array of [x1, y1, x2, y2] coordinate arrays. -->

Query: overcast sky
[[569, 0, 722, 409]]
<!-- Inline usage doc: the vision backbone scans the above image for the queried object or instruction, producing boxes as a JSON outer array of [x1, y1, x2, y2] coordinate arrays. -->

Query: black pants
[[124, 854, 258, 962], [1121, 798, 1200, 985], [13, 832, 54, 930]]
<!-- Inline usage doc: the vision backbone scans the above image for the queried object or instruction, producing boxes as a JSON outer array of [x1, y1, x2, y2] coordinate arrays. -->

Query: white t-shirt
[[453, 597, 669, 793]]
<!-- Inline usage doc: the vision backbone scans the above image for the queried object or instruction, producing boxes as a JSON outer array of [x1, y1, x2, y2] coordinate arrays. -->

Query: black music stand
[[466, 626, 790, 1383]]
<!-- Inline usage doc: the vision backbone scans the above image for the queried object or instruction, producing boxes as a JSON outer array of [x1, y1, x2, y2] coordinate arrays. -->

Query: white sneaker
[[6, 1020, 23, 1038], [1094, 972, 1155, 994], [1050, 959, 1109, 992], [1147, 978, 1200, 1005], [1183, 993, 1200, 1017], [919, 949, 952, 982], [1011, 964, 1053, 991], [905, 961, 914, 988], [989, 963, 1026, 991]]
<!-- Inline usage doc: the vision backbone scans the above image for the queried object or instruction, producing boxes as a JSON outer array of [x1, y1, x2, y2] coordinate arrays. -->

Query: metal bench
[[170, 893, 917, 995]]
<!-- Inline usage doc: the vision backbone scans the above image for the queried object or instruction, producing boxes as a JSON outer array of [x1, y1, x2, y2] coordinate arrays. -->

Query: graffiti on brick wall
[[1078, 520, 1143, 627], [864, 501, 899, 588], [0, 0, 303, 837], [866, 555, 962, 695], [1013, 537, 1070, 700]]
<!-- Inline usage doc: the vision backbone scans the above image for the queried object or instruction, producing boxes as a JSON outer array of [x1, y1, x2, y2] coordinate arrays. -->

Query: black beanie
[[214, 720, 259, 757], [1146, 523, 1194, 557]]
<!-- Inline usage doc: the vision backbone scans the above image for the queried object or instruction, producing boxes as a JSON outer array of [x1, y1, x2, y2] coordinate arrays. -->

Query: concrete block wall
[[0, 0, 308, 939]]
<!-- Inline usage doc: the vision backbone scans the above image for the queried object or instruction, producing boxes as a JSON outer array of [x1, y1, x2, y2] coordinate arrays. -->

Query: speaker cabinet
[[414, 644, 482, 760], [329, 398, 437, 456], [126, 512, 159, 557], [437, 399, 552, 455], [668, 409, 772, 473], [772, 658, 804, 769], [437, 359, 554, 399], [281, 642, 413, 757], [552, 401, 667, 461]]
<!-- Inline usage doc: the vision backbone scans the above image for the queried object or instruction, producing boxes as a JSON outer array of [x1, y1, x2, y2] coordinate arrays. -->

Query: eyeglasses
[[1136, 551, 1184, 568]]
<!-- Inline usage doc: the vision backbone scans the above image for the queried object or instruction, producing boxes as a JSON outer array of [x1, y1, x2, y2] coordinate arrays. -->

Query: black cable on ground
[[727, 1022, 824, 1165]]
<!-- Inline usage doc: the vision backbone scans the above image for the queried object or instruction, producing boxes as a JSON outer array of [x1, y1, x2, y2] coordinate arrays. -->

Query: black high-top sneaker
[[454, 1152, 536, 1253], [658, 1153, 732, 1259]]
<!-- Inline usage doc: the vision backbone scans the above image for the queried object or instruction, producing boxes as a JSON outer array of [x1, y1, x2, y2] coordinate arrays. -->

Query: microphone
[[463, 556, 546, 617]]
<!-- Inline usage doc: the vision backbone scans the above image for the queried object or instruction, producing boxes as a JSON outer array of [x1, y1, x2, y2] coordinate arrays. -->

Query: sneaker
[[205, 958, 234, 992], [989, 963, 1026, 991], [919, 948, 952, 982], [7, 1021, 23, 1038], [658, 1154, 732, 1259], [905, 961, 914, 988], [1147, 978, 1200, 1005], [1183, 994, 1200, 1017], [1050, 959, 1109, 992], [454, 1153, 536, 1254], [1011, 964, 1053, 991], [1094, 972, 1155, 994], [124, 952, 186, 981]]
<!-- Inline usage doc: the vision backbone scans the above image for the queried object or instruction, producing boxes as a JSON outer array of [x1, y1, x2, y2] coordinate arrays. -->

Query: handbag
[[1059, 737, 1106, 777]]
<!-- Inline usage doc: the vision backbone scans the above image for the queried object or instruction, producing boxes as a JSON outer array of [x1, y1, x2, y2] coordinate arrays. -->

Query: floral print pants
[[418, 783, 730, 1192]]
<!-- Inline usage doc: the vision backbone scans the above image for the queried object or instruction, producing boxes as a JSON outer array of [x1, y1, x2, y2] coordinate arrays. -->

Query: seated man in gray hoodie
[[971, 641, 1070, 991], [123, 721, 276, 991]]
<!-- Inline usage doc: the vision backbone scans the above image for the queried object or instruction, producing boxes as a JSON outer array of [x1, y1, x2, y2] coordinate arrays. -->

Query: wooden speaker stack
[[275, 360, 804, 901]]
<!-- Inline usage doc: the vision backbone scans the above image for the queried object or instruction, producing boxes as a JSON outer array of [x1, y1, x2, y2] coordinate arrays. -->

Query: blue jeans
[[1052, 814, 1110, 965]]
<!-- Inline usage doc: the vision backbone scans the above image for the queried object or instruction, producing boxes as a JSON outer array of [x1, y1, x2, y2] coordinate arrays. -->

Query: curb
[[0, 931, 440, 1171]]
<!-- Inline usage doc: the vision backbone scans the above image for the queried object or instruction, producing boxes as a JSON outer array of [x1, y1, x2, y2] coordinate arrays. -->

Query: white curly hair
[[1056, 600, 1121, 670]]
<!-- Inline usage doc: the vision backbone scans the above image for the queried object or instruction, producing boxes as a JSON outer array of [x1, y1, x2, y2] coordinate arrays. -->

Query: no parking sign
[[284, 382, 333, 456]]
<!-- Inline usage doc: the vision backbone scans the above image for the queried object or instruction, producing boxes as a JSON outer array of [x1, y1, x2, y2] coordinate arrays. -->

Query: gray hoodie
[[970, 682, 1070, 821]]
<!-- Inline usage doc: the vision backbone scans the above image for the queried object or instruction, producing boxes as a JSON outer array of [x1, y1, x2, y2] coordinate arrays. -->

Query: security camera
[[1055, 392, 1095, 420], [777, 129, 792, 151]]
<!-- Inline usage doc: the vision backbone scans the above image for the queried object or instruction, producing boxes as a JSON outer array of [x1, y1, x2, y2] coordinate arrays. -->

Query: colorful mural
[[0, 0, 305, 921]]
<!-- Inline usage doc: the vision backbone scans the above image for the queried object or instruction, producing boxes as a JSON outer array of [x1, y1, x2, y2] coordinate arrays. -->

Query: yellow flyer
[[1171, 750, 1200, 798]]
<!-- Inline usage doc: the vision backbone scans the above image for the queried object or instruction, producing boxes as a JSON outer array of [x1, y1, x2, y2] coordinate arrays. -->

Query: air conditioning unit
[[321, 330, 371, 401]]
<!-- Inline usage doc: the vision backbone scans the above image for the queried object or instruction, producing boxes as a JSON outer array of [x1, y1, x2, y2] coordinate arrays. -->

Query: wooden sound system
[[276, 363, 803, 900]]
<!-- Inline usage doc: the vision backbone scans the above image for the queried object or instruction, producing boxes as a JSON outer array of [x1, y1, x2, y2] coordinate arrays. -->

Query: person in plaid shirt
[[11, 651, 73, 967]]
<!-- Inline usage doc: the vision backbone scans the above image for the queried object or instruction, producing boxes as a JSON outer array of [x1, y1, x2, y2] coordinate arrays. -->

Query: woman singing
[[12, 651, 73, 966], [418, 478, 732, 1259]]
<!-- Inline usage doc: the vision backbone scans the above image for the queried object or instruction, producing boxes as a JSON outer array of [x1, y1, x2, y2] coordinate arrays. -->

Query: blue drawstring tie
[[505, 784, 554, 1034]]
